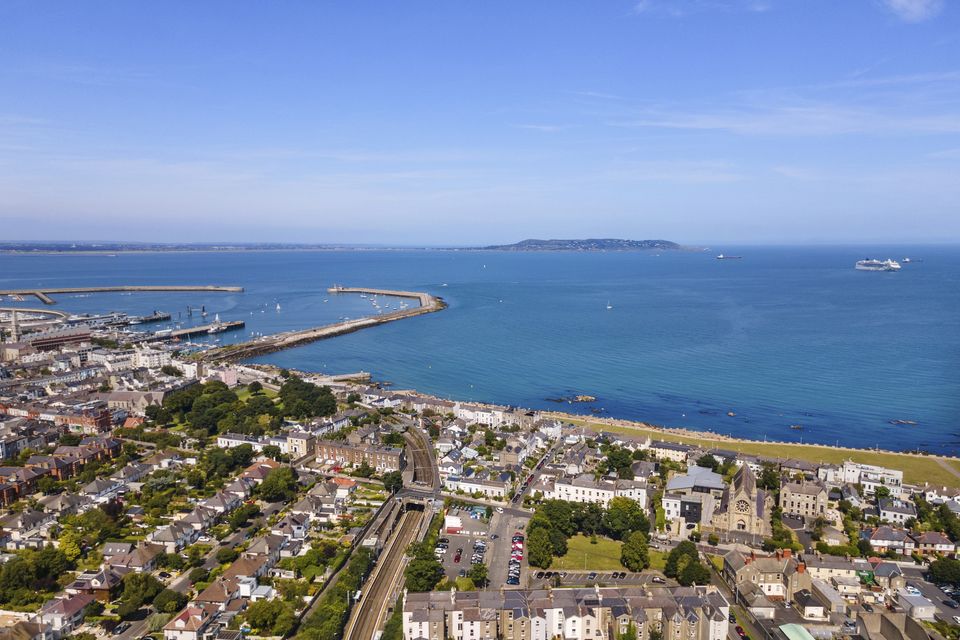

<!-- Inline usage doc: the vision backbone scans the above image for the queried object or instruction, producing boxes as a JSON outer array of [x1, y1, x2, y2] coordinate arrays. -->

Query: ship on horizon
[[716, 253, 742, 260], [856, 258, 901, 272]]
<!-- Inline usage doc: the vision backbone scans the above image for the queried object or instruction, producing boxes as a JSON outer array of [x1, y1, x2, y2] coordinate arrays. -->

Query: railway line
[[343, 510, 424, 640], [404, 427, 438, 489]]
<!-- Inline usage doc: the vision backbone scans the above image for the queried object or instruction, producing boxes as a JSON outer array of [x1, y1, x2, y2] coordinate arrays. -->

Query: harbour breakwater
[[0, 285, 244, 305], [200, 286, 445, 363]]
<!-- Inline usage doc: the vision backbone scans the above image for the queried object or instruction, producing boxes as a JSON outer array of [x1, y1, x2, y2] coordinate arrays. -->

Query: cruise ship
[[855, 258, 901, 272]]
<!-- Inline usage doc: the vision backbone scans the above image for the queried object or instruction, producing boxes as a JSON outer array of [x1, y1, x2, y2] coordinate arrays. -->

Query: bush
[[216, 547, 239, 565]]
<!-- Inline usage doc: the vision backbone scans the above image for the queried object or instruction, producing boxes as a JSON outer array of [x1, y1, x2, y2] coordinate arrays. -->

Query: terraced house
[[402, 585, 729, 640]]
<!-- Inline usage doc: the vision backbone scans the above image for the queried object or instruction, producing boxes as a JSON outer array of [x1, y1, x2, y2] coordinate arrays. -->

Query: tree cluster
[[0, 547, 72, 607], [664, 541, 711, 586], [279, 377, 336, 419], [526, 498, 651, 568], [297, 547, 374, 640], [245, 599, 297, 636], [404, 541, 445, 592]]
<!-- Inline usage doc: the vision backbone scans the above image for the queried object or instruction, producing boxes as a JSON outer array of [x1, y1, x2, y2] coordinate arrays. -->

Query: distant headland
[[0, 239, 689, 254], [479, 238, 684, 251]]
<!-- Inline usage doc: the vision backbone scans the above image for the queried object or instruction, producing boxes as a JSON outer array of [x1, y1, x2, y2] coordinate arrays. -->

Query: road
[[343, 510, 425, 640]]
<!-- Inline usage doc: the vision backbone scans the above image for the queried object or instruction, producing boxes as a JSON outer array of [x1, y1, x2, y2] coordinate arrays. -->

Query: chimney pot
[[797, 562, 806, 574], [783, 548, 792, 558]]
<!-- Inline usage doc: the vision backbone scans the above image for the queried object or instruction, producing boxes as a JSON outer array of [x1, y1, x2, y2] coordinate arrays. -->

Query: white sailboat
[[606, 301, 613, 310], [276, 303, 281, 312]]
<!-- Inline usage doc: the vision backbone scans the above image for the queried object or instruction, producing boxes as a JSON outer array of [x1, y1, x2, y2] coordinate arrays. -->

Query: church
[[708, 464, 773, 537]]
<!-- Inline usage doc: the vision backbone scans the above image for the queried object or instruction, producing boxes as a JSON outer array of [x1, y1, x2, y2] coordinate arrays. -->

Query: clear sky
[[1, 0, 958, 245]]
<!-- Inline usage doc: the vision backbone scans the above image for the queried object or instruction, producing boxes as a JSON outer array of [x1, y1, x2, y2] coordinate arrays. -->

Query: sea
[[1, 246, 958, 454]]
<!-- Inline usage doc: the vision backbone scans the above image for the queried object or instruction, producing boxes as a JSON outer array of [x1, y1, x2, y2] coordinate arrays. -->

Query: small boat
[[276, 303, 281, 312], [323, 299, 328, 303], [441, 283, 448, 287], [789, 425, 804, 430], [889, 419, 918, 426], [606, 301, 613, 310], [716, 254, 742, 260], [727, 411, 736, 417]]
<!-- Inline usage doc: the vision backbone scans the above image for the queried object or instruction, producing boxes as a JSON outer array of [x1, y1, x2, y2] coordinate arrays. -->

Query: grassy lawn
[[563, 416, 960, 487], [648, 549, 667, 571], [235, 387, 279, 402], [551, 535, 623, 571]]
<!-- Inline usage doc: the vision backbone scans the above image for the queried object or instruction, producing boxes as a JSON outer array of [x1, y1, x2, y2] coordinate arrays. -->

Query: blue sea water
[[1, 247, 958, 454]]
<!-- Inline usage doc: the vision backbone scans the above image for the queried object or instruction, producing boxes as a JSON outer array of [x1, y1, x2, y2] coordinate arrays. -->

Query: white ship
[[855, 258, 901, 272]]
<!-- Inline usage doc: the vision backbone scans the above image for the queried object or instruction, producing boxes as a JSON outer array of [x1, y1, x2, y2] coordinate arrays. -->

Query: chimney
[[797, 562, 806, 574], [450, 586, 456, 605], [775, 548, 782, 560], [782, 548, 792, 559]]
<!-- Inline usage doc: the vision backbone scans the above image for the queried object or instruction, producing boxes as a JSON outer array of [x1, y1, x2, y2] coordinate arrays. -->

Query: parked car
[[945, 600, 959, 609], [651, 576, 666, 584], [587, 572, 597, 581], [536, 571, 545, 579], [729, 614, 736, 623], [735, 626, 746, 638]]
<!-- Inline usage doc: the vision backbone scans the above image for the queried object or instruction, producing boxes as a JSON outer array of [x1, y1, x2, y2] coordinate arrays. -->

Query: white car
[[496, 507, 504, 513]]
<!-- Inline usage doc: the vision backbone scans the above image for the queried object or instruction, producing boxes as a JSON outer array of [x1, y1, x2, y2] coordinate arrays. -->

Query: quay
[[158, 321, 245, 340], [0, 285, 244, 305], [201, 286, 444, 362]]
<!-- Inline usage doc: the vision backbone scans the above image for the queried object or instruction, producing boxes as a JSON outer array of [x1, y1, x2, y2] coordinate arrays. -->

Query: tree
[[383, 471, 403, 494], [664, 541, 699, 579], [153, 589, 187, 613], [757, 463, 780, 492], [160, 364, 183, 377], [874, 485, 891, 500], [549, 528, 569, 556], [188, 567, 209, 584], [620, 531, 650, 572], [527, 528, 554, 569], [216, 547, 239, 564], [618, 622, 638, 640], [602, 497, 650, 540], [404, 545, 444, 592], [354, 460, 374, 478], [248, 381, 263, 394], [259, 466, 298, 502], [696, 454, 719, 471], [120, 572, 164, 613], [262, 445, 283, 461], [678, 560, 711, 586], [469, 563, 489, 588], [930, 558, 960, 587]]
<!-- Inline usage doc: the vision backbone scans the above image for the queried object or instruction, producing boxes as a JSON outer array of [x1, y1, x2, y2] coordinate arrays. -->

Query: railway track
[[404, 428, 437, 489], [343, 510, 424, 640]]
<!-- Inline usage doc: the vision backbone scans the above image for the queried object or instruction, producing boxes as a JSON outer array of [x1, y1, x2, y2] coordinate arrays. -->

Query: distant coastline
[[0, 238, 691, 255]]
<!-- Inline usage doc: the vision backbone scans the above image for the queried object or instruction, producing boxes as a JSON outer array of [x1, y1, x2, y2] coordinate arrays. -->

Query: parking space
[[437, 531, 490, 581], [487, 509, 531, 588]]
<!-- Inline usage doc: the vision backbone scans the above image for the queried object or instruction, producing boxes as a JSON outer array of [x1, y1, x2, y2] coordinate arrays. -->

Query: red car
[[735, 626, 746, 638]]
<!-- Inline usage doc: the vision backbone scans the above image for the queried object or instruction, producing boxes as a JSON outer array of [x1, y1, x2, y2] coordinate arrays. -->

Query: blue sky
[[1, 0, 958, 244]]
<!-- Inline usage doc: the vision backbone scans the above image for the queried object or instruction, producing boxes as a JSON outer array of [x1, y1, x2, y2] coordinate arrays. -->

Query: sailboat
[[276, 303, 281, 312], [606, 301, 613, 310]]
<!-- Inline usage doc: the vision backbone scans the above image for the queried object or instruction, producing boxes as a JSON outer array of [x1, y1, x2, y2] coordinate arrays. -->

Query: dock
[[0, 285, 244, 305], [201, 286, 444, 362], [167, 321, 245, 339]]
